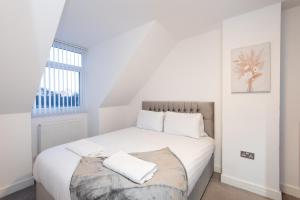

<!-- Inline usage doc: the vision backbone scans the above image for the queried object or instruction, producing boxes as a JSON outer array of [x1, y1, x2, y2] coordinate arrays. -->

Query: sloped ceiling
[[0, 0, 65, 114], [101, 22, 175, 107], [56, 0, 280, 48], [86, 23, 152, 134], [86, 22, 152, 110]]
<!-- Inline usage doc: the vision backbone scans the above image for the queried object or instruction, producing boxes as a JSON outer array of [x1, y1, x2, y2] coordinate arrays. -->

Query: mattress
[[33, 127, 214, 200]]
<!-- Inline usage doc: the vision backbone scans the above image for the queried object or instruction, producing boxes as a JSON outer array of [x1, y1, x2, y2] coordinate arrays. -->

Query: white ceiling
[[56, 0, 281, 48]]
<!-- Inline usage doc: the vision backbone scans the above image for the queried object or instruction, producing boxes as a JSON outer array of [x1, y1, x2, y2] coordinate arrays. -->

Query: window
[[32, 41, 86, 115]]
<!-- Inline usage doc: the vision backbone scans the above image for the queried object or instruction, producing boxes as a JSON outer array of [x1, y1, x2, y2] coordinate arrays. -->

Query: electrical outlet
[[240, 151, 255, 160]]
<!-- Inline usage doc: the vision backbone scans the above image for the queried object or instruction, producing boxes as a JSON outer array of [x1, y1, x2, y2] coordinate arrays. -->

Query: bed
[[34, 101, 215, 200]]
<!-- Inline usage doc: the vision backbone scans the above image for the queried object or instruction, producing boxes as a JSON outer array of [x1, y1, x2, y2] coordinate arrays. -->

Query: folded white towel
[[103, 151, 158, 184], [66, 139, 105, 157]]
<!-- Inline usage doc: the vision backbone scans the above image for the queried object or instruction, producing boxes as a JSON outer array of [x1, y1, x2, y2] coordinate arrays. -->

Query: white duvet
[[33, 127, 214, 200]]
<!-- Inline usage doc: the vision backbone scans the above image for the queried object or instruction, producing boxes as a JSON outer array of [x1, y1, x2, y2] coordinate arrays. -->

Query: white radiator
[[36, 114, 87, 154]]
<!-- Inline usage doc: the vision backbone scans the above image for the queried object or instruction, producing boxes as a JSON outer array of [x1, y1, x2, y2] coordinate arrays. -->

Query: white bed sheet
[[33, 127, 214, 200]]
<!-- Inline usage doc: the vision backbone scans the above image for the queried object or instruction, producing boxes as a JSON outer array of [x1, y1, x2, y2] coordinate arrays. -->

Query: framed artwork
[[231, 42, 271, 93]]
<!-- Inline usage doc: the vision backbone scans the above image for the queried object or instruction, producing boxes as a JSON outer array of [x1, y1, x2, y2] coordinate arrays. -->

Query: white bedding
[[33, 127, 214, 200]]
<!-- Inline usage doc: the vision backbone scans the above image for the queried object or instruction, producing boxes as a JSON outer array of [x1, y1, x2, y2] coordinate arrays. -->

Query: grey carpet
[[1, 173, 299, 200], [0, 186, 35, 200], [202, 174, 299, 200]]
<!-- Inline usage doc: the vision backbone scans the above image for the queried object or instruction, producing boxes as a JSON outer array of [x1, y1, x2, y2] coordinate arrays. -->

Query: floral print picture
[[231, 42, 271, 93]]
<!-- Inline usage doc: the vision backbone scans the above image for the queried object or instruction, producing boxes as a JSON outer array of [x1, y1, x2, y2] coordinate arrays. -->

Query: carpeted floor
[[201, 174, 299, 200], [1, 173, 299, 200], [0, 186, 35, 200]]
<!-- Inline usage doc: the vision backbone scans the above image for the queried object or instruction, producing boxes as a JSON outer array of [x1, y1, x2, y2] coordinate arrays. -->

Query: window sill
[[31, 108, 86, 118]]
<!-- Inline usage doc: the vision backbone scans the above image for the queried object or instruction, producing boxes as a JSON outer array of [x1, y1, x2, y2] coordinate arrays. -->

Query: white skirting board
[[221, 174, 282, 200], [0, 176, 34, 198], [281, 184, 300, 198]]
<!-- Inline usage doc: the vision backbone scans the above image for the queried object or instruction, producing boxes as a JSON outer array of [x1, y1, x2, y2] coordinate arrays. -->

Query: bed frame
[[37, 101, 215, 200], [142, 101, 215, 200]]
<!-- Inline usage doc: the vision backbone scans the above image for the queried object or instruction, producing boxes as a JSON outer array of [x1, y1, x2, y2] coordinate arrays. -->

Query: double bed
[[33, 101, 215, 200]]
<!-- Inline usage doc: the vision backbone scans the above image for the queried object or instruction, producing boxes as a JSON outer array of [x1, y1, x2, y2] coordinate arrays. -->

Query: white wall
[[0, 0, 65, 197], [86, 23, 151, 136], [221, 3, 281, 199], [99, 106, 132, 134], [0, 113, 32, 198], [31, 113, 88, 159], [126, 29, 222, 172], [87, 22, 175, 136], [280, 5, 300, 198]]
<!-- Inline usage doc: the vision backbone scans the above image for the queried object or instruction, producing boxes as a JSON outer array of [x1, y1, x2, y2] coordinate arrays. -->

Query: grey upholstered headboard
[[142, 101, 214, 138]]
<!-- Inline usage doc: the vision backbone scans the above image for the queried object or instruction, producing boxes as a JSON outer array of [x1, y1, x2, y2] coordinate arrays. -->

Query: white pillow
[[136, 110, 164, 132], [164, 111, 207, 139]]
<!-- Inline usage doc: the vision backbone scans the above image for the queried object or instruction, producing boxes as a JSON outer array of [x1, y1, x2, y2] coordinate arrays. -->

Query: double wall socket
[[240, 151, 255, 160]]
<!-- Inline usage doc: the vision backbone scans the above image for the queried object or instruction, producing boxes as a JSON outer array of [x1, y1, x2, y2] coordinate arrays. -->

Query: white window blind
[[32, 41, 86, 115]]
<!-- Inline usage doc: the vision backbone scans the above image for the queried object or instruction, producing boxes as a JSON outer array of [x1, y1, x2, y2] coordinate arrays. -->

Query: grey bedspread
[[70, 148, 188, 200]]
